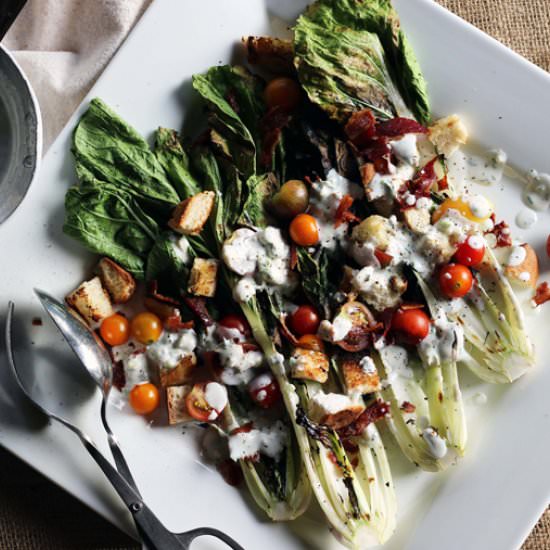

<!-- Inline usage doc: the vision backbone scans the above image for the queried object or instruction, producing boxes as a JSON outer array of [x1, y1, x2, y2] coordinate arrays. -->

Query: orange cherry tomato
[[99, 314, 130, 346], [391, 308, 430, 344], [297, 334, 325, 352], [454, 235, 486, 267], [439, 264, 473, 298], [130, 312, 162, 344], [288, 305, 320, 336], [264, 77, 302, 112], [129, 383, 160, 415], [289, 214, 320, 247]]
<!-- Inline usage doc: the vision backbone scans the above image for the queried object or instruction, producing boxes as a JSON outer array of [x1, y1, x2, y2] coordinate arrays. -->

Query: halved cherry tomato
[[391, 308, 430, 344], [439, 264, 473, 298], [129, 383, 160, 415], [297, 334, 325, 352], [248, 373, 281, 409], [219, 314, 250, 336], [454, 235, 486, 267], [289, 214, 320, 246], [288, 305, 320, 336], [130, 312, 162, 344], [264, 77, 302, 112], [99, 314, 130, 346], [185, 382, 214, 422]]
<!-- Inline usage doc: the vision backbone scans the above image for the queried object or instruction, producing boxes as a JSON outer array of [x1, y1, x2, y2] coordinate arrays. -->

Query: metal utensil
[[5, 302, 245, 550], [34, 289, 139, 491], [0, 0, 27, 40]]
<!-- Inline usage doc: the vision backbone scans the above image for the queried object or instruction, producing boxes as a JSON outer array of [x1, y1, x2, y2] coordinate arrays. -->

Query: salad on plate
[[60, 0, 542, 547]]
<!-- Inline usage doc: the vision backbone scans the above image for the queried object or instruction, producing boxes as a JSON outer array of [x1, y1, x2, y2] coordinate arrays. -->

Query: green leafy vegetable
[[238, 173, 278, 228], [154, 128, 201, 199], [64, 181, 159, 279], [294, 0, 430, 124], [296, 248, 332, 317], [72, 98, 180, 205], [192, 65, 266, 178]]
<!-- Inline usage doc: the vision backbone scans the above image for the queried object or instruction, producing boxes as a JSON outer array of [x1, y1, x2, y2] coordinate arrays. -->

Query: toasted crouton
[[158, 353, 197, 387], [243, 36, 294, 74], [505, 244, 539, 288], [290, 348, 329, 383], [95, 257, 136, 304], [66, 277, 114, 324], [428, 114, 468, 157], [187, 258, 219, 298], [168, 191, 215, 235], [402, 207, 431, 234], [166, 385, 193, 425], [352, 215, 394, 250], [341, 356, 381, 395], [309, 392, 365, 430]]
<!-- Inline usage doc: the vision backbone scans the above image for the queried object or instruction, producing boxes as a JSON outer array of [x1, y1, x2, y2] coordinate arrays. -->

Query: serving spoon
[[5, 300, 244, 550]]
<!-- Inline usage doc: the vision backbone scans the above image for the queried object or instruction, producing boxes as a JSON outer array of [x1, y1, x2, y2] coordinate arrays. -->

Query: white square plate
[[1, 1, 549, 548]]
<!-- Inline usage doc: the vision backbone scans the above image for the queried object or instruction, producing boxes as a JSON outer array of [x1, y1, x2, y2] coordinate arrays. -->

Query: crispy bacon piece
[[374, 248, 393, 268], [112, 361, 126, 392], [336, 323, 383, 352], [410, 156, 439, 196], [488, 215, 513, 248], [438, 174, 449, 191], [240, 342, 259, 352], [164, 315, 194, 332], [334, 194, 360, 228], [147, 280, 180, 306], [376, 117, 428, 138], [182, 296, 214, 327], [399, 302, 425, 311], [533, 281, 550, 306], [260, 106, 291, 168], [400, 401, 416, 413], [344, 109, 376, 148], [338, 399, 390, 439], [278, 315, 299, 346], [363, 137, 392, 174]]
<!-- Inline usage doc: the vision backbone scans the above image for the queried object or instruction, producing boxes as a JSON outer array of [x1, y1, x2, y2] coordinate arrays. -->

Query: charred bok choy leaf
[[294, 0, 430, 124]]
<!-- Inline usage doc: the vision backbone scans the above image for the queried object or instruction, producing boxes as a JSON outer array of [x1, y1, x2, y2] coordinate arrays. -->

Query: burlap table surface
[[0, 0, 549, 548]]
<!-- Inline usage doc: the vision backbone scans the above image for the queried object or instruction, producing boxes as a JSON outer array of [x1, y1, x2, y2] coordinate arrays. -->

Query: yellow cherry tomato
[[432, 196, 493, 224], [289, 213, 320, 246], [99, 314, 130, 346], [130, 312, 162, 344], [129, 383, 160, 415]]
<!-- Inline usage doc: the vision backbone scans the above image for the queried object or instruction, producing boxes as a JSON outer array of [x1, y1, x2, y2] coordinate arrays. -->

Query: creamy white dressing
[[309, 391, 361, 417], [318, 315, 353, 342], [309, 169, 363, 249], [466, 194, 493, 219], [379, 346, 414, 384], [351, 265, 405, 311], [147, 329, 197, 369], [391, 134, 420, 166], [123, 351, 150, 391], [204, 382, 228, 417], [228, 421, 288, 461], [358, 355, 377, 375], [523, 171, 550, 211], [222, 227, 295, 302], [507, 245, 527, 267], [515, 208, 538, 229], [366, 164, 415, 203], [446, 148, 506, 189], [422, 427, 448, 459]]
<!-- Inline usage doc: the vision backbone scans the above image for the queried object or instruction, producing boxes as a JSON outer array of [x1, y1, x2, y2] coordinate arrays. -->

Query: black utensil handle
[[0, 0, 27, 40]]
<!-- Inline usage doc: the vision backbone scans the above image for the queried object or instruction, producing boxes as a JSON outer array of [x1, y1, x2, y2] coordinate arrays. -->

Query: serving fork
[[5, 300, 244, 550]]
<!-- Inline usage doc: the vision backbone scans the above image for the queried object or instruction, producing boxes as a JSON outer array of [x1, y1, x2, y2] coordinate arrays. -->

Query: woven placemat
[[0, 1, 549, 548]]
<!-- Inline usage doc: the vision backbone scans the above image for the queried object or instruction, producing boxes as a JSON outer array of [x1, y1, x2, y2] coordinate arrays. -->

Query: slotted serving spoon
[[5, 301, 244, 550]]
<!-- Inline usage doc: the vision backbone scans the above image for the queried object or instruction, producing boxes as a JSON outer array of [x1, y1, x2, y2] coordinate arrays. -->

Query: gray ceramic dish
[[0, 43, 42, 225]]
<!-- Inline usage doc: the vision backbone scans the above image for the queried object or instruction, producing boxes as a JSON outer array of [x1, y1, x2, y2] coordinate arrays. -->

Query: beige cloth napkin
[[3, 0, 152, 150]]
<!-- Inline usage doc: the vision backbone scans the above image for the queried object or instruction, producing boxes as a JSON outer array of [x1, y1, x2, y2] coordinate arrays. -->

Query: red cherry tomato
[[129, 383, 160, 415], [130, 312, 163, 344], [288, 305, 320, 336], [454, 235, 486, 267], [289, 214, 320, 247], [99, 314, 130, 346], [439, 264, 473, 298], [248, 373, 281, 409], [391, 308, 430, 344], [219, 314, 250, 336], [297, 334, 325, 352]]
